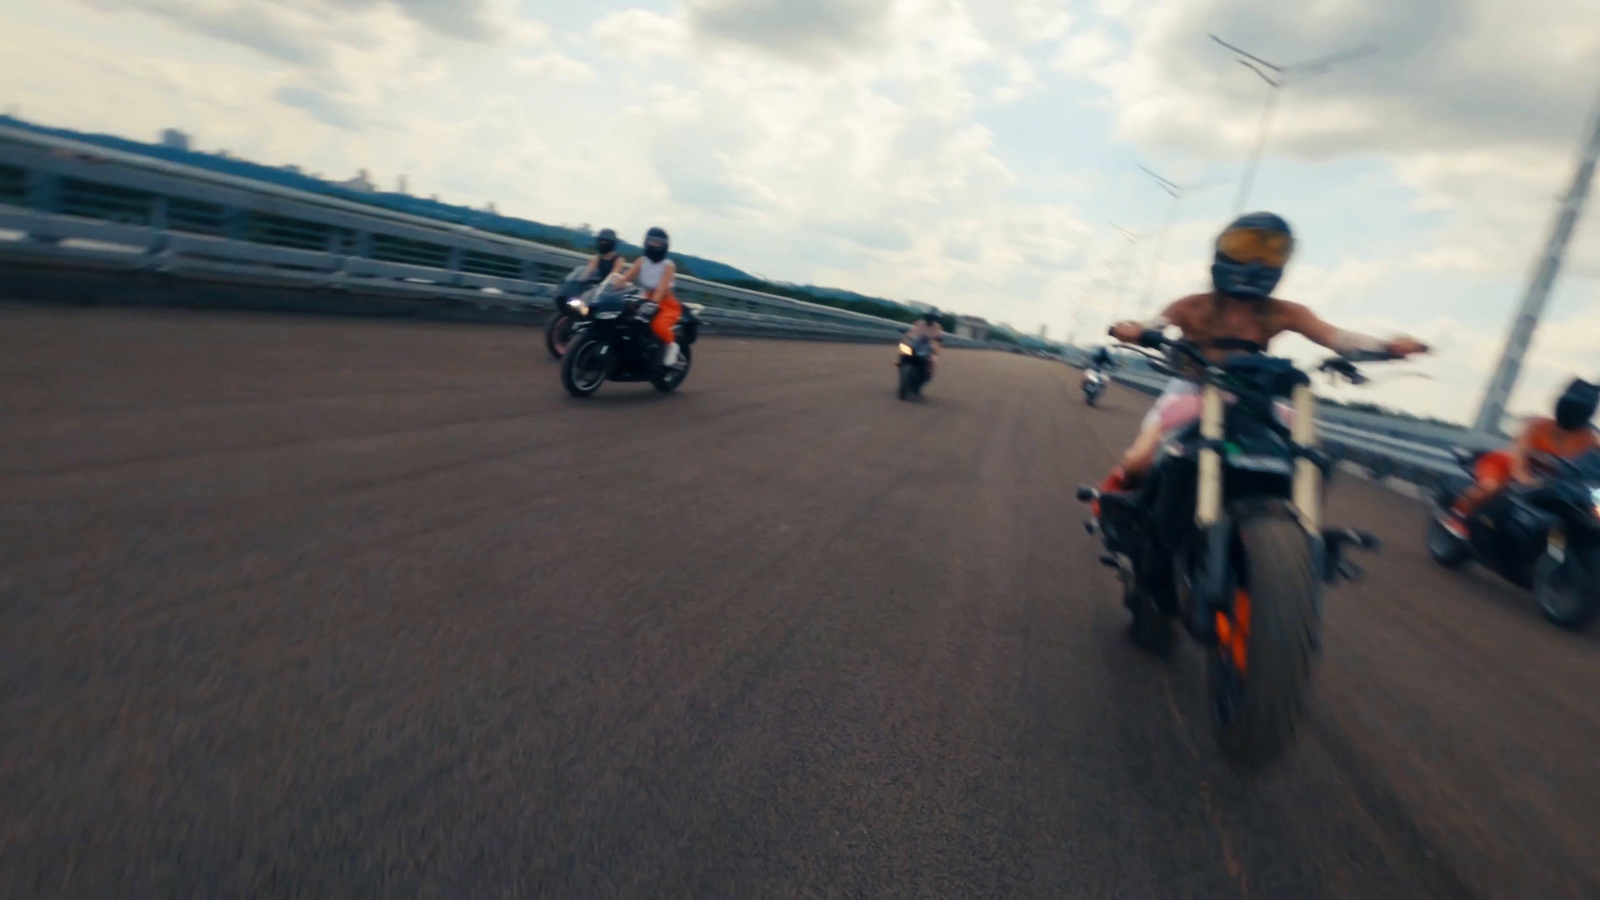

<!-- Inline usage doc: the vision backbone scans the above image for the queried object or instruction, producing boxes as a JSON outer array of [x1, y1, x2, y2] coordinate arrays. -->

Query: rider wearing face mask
[[611, 227, 685, 369], [1092, 212, 1429, 511], [904, 310, 945, 376], [1440, 378, 1600, 538], [583, 228, 622, 281]]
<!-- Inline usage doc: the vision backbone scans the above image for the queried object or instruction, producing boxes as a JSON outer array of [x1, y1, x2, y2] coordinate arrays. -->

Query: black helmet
[[922, 308, 940, 324], [1211, 212, 1295, 301], [1555, 378, 1599, 430], [643, 226, 669, 262], [596, 228, 617, 254]]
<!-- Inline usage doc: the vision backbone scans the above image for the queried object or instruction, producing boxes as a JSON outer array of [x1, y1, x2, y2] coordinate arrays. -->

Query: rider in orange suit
[[1441, 378, 1600, 537], [611, 226, 684, 368]]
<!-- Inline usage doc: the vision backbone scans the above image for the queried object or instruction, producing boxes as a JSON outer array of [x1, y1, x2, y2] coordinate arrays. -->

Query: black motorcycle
[[898, 335, 933, 400], [1427, 447, 1600, 630], [546, 265, 602, 360], [1083, 367, 1107, 406], [559, 284, 701, 398], [1077, 332, 1392, 769]]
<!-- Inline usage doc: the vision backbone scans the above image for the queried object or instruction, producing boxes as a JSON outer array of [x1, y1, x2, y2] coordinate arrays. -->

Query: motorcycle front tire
[[560, 335, 609, 398], [1211, 512, 1319, 771], [546, 312, 575, 360]]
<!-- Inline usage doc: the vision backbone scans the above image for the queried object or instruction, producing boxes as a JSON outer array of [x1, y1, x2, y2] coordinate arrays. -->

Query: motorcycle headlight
[[568, 299, 588, 316], [899, 343, 913, 355]]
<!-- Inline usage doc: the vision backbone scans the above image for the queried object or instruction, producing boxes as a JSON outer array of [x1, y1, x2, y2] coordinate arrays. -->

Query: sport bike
[[559, 284, 701, 398], [1078, 331, 1392, 769], [1428, 447, 1600, 630], [1083, 368, 1107, 406], [546, 265, 602, 360], [898, 335, 933, 400]]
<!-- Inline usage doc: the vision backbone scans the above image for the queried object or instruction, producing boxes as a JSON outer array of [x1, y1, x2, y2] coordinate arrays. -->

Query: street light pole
[[1472, 87, 1600, 435], [1211, 35, 1375, 215]]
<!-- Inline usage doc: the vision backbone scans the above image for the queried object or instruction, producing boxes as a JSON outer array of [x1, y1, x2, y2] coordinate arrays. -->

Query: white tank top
[[637, 257, 670, 290]]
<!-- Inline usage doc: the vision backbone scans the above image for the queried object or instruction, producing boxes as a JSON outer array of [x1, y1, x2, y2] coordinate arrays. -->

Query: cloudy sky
[[2, 0, 1598, 421]]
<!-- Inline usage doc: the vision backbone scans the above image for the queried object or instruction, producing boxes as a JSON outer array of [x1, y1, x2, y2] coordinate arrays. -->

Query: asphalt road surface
[[3, 303, 1598, 899]]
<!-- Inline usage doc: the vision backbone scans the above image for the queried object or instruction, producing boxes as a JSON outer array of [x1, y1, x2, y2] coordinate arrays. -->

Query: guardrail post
[[445, 246, 463, 287], [22, 171, 62, 243]]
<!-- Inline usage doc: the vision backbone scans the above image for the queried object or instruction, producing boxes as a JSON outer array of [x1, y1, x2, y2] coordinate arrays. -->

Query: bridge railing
[[0, 124, 994, 346]]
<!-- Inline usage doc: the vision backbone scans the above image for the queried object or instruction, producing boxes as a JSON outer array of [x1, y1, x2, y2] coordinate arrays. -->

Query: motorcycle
[[559, 281, 702, 399], [546, 265, 601, 360], [1077, 331, 1392, 769], [1083, 368, 1107, 406], [898, 335, 934, 400], [1427, 447, 1600, 630]]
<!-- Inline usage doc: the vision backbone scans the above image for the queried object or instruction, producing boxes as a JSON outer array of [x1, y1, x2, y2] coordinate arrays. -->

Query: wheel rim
[[571, 342, 606, 391]]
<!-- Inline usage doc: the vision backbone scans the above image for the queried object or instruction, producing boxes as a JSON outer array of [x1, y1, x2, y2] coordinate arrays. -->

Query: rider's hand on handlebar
[[1109, 321, 1144, 343], [1386, 336, 1429, 357]]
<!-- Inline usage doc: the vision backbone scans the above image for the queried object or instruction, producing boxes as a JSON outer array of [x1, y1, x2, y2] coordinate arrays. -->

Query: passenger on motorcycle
[[583, 228, 623, 281], [1094, 213, 1428, 509], [608, 226, 685, 369], [903, 311, 945, 376], [1439, 378, 1600, 538]]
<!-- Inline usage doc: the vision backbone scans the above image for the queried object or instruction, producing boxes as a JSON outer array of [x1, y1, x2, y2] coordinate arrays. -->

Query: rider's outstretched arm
[[1280, 301, 1423, 357]]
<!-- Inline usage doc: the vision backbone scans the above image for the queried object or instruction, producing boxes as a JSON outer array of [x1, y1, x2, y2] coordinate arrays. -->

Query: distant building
[[159, 128, 191, 151], [397, 174, 408, 194], [1037, 323, 1048, 339], [954, 315, 990, 342], [337, 168, 375, 192]]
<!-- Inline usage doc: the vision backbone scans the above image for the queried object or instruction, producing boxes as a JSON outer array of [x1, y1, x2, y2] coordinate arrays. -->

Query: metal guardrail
[[1095, 365, 1479, 491], [0, 124, 991, 347]]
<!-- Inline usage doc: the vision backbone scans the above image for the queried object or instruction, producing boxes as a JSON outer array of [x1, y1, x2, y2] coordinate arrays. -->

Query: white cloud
[[591, 9, 690, 59], [513, 53, 595, 84]]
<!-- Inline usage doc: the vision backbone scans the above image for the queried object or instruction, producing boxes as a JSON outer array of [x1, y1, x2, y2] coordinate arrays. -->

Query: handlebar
[[1107, 326, 1403, 386]]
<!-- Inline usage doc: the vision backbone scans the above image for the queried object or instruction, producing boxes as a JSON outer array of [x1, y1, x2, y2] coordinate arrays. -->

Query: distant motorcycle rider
[[1439, 378, 1600, 538], [1093, 212, 1428, 509], [609, 227, 685, 369], [582, 228, 623, 281], [903, 310, 945, 376]]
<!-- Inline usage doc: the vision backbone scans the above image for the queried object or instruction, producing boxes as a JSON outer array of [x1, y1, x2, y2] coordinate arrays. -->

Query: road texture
[[3, 303, 1598, 898]]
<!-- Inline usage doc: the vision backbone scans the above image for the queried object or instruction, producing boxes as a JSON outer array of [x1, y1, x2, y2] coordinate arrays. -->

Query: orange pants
[[1473, 450, 1514, 489], [650, 293, 682, 345], [1453, 450, 1513, 517]]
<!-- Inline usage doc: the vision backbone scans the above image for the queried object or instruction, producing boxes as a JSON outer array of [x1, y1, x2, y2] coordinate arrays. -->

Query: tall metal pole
[[1472, 89, 1600, 435], [1234, 85, 1280, 215]]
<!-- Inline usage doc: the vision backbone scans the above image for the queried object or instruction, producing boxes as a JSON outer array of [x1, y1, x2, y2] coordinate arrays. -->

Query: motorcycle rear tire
[[1211, 512, 1318, 771], [1125, 575, 1173, 653], [650, 344, 692, 393], [898, 363, 914, 401]]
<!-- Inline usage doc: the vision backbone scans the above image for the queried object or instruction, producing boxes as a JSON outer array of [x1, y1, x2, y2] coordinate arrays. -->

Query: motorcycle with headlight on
[[559, 282, 702, 398], [897, 335, 934, 400], [1082, 368, 1107, 406], [1427, 447, 1600, 630], [546, 265, 601, 360]]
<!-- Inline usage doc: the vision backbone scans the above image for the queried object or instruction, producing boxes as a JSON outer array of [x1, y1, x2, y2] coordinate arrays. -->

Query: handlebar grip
[[1138, 329, 1166, 349]]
